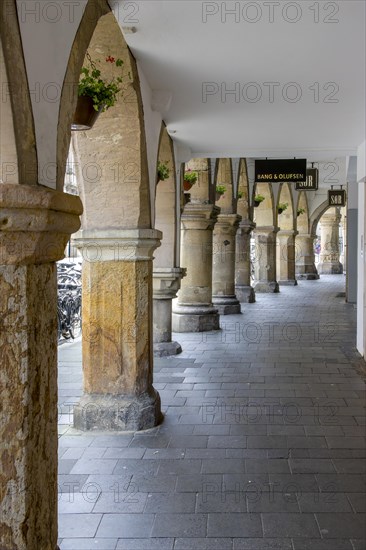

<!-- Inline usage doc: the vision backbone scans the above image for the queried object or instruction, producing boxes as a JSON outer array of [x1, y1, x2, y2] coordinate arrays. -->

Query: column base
[[254, 281, 280, 293], [318, 262, 343, 274], [278, 279, 298, 286], [235, 285, 256, 303], [296, 272, 320, 280], [73, 390, 163, 432], [172, 305, 220, 332], [153, 341, 182, 357], [212, 296, 242, 315]]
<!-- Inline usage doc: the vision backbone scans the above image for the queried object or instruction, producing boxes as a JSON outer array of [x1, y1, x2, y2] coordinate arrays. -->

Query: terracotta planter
[[216, 192, 224, 202], [72, 96, 104, 131], [183, 180, 193, 191]]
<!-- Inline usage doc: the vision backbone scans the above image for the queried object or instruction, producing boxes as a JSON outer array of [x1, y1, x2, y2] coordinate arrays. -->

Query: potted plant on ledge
[[157, 161, 170, 183], [183, 169, 198, 191], [216, 184, 226, 201], [278, 202, 289, 215], [72, 53, 124, 131], [297, 207, 306, 217], [254, 194, 265, 207]]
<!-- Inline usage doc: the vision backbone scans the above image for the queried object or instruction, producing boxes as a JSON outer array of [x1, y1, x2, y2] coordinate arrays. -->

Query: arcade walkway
[[57, 275, 366, 550]]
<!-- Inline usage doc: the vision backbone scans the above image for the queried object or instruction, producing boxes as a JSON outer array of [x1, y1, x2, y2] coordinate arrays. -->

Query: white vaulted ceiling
[[116, 0, 365, 162]]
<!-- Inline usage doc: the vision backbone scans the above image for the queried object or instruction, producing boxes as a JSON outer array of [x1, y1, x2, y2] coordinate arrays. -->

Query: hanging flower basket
[[254, 195, 265, 207], [71, 96, 104, 131], [71, 52, 124, 131], [184, 180, 193, 191]]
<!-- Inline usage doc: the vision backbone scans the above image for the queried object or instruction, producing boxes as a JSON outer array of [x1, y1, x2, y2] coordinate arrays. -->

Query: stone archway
[[153, 126, 185, 355], [295, 191, 319, 279], [235, 159, 256, 302], [276, 182, 297, 285], [212, 159, 242, 314], [0, 2, 82, 548], [173, 158, 221, 332], [59, 11, 163, 432], [252, 182, 279, 292]]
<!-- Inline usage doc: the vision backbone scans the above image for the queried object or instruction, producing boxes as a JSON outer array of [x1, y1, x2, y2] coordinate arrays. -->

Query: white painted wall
[[16, 0, 87, 187], [357, 140, 366, 355]]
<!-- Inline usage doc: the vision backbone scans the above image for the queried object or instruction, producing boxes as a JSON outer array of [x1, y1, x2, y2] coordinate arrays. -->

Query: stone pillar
[[235, 220, 256, 303], [0, 184, 82, 550], [318, 208, 343, 274], [277, 230, 298, 286], [212, 214, 242, 314], [252, 226, 280, 293], [172, 204, 220, 332], [153, 267, 186, 356], [295, 233, 319, 280], [73, 229, 163, 431], [340, 212, 347, 269]]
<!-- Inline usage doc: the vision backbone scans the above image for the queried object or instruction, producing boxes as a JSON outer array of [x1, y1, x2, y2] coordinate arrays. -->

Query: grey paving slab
[[174, 538, 233, 549], [261, 513, 320, 538], [151, 513, 207, 537], [233, 539, 293, 549], [96, 514, 155, 538], [207, 513, 262, 537], [59, 514, 102, 538], [60, 539, 117, 549], [116, 540, 174, 550]]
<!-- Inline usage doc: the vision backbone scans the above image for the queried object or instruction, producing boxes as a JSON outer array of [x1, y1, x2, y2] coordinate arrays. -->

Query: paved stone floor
[[57, 275, 366, 550]]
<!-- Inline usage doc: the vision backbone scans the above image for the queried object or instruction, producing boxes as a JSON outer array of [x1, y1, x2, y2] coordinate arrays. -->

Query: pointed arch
[[215, 158, 234, 213], [237, 158, 251, 221], [0, 0, 37, 184], [296, 191, 310, 233], [154, 125, 178, 267], [277, 182, 295, 230], [253, 182, 274, 226], [65, 11, 151, 229]]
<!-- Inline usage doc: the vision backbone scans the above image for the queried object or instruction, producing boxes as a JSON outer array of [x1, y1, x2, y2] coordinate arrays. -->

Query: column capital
[[215, 214, 242, 236], [238, 219, 256, 232], [0, 184, 82, 264], [153, 267, 187, 299], [181, 203, 220, 230], [73, 228, 162, 261], [253, 225, 280, 235], [277, 229, 299, 238]]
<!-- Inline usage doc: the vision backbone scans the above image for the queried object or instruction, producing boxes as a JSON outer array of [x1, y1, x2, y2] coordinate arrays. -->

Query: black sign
[[255, 159, 307, 183], [328, 189, 346, 207], [296, 168, 319, 191]]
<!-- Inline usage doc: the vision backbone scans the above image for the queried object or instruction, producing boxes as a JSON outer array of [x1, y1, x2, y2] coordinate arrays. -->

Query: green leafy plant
[[254, 194, 265, 204], [278, 202, 289, 213], [157, 161, 170, 182], [78, 53, 124, 112], [216, 184, 226, 195], [237, 191, 244, 199], [297, 207, 306, 216], [184, 169, 198, 184]]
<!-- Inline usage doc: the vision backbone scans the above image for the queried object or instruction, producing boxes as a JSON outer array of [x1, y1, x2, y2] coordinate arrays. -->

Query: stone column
[[212, 214, 242, 314], [295, 233, 319, 279], [73, 229, 163, 431], [340, 212, 347, 269], [235, 220, 255, 302], [172, 204, 220, 331], [252, 226, 280, 293], [318, 208, 343, 274], [277, 230, 298, 286], [0, 184, 82, 550], [153, 267, 186, 356]]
